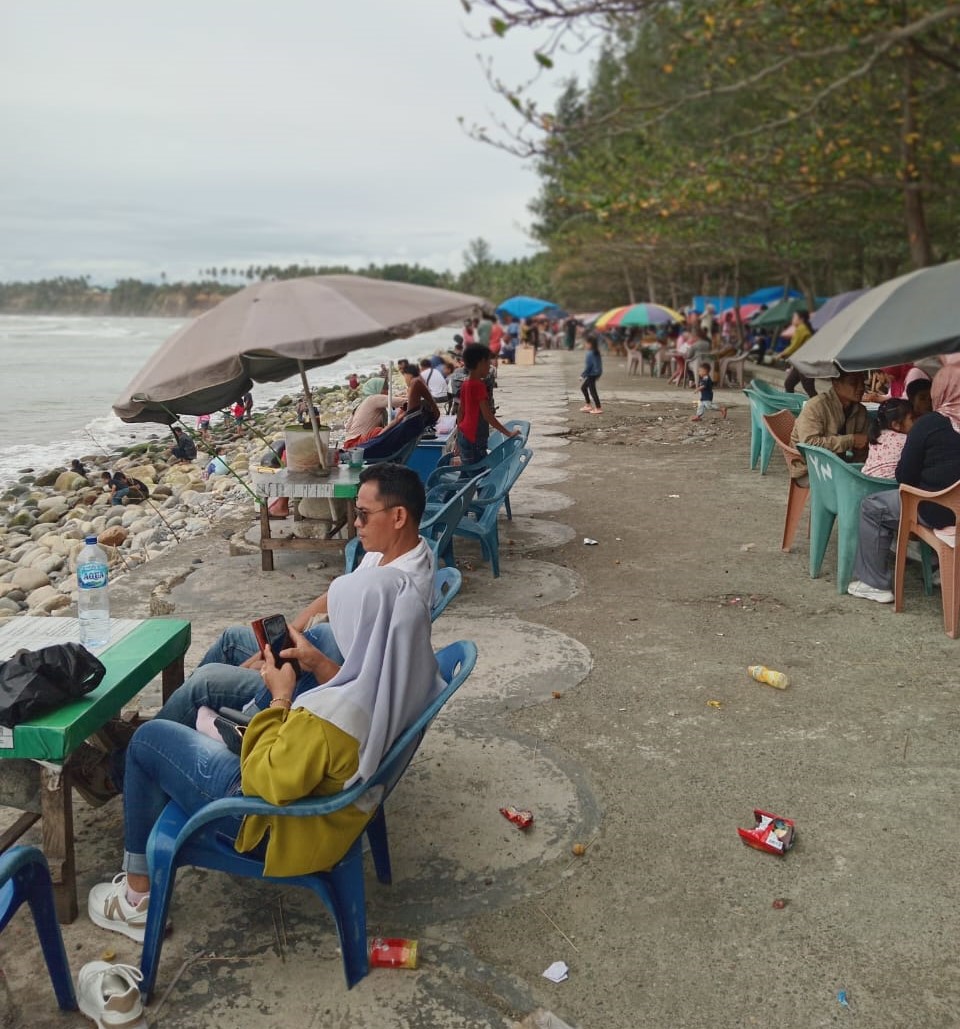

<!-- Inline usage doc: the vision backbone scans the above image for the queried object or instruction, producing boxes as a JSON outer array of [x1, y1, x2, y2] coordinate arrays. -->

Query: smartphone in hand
[[251, 614, 300, 675]]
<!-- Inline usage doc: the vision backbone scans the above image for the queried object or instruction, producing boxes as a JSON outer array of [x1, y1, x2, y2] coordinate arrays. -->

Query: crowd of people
[[773, 354, 960, 613], [341, 328, 512, 458]]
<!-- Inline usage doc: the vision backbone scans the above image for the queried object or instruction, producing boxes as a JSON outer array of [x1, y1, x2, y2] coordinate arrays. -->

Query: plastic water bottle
[[748, 665, 789, 690], [77, 535, 110, 648]]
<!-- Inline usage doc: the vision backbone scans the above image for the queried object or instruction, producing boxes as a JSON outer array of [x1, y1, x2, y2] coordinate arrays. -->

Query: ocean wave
[[0, 316, 459, 489]]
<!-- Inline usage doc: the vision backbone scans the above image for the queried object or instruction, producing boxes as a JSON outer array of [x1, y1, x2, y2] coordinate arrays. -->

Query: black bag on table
[[0, 643, 107, 728]]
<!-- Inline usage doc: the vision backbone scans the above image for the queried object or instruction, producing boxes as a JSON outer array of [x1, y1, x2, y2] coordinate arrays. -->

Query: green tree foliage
[[468, 0, 960, 303]]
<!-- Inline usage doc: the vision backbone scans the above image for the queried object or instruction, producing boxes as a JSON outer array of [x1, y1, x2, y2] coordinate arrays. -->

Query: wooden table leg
[[40, 764, 77, 923], [346, 499, 357, 538], [260, 502, 274, 572], [161, 654, 185, 703]]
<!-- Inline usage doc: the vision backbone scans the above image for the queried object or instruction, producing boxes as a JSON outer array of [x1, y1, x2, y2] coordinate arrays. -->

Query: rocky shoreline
[[0, 378, 388, 620]]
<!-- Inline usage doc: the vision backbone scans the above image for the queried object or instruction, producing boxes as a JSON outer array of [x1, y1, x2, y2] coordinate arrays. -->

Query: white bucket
[[285, 424, 329, 473]]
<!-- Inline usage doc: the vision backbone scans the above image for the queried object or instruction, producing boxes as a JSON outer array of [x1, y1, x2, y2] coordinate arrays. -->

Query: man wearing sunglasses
[[154, 463, 435, 728]]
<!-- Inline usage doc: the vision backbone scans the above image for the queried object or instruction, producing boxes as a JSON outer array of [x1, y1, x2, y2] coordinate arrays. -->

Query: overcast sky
[[0, 1, 593, 284]]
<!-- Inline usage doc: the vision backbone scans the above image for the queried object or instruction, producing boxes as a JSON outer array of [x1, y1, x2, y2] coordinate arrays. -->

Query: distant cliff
[[0, 278, 237, 317]]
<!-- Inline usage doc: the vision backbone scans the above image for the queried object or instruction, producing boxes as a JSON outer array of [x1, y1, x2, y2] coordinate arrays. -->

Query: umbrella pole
[[298, 362, 328, 471], [388, 360, 394, 416]]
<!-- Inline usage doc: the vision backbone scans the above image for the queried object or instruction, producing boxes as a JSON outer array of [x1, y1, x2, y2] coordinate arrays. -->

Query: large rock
[[0, 597, 20, 614], [0, 559, 15, 575], [26, 585, 71, 612], [54, 471, 88, 492], [98, 526, 128, 548], [22, 552, 64, 576], [37, 504, 69, 524], [11, 567, 50, 591], [37, 496, 68, 513], [131, 527, 162, 547], [126, 516, 155, 535], [8, 510, 34, 529], [33, 469, 60, 487], [123, 464, 157, 484]]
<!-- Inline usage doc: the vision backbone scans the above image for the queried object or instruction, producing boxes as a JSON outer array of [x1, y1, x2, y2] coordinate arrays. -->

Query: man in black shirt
[[169, 426, 197, 462]]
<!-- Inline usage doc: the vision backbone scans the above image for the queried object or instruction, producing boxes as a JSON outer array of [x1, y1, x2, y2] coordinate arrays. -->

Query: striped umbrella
[[595, 303, 684, 329]]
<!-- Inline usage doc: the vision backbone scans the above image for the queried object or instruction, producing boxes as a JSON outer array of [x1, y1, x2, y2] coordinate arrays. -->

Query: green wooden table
[[251, 466, 362, 571], [0, 618, 191, 921]]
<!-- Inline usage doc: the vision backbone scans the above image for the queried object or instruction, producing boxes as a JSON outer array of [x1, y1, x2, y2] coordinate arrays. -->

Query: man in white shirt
[[420, 357, 449, 402], [156, 463, 436, 726]]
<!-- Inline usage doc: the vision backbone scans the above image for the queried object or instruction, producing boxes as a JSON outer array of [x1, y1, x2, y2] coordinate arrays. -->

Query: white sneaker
[[933, 570, 942, 586], [88, 874, 149, 942], [77, 961, 147, 1029], [847, 580, 895, 604]]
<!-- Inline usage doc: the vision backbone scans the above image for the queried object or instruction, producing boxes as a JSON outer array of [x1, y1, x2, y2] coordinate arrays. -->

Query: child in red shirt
[[457, 344, 519, 465]]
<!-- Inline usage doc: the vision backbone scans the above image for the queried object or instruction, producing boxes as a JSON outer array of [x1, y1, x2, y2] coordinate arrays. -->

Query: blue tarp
[[742, 286, 804, 306], [690, 296, 737, 315], [495, 295, 561, 319], [690, 287, 806, 314]]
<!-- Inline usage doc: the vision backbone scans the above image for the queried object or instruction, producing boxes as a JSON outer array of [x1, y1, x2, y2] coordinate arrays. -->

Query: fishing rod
[[82, 426, 182, 554], [160, 405, 265, 506]]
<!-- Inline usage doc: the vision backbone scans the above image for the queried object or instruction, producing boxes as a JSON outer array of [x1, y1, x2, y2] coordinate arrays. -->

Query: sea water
[[0, 313, 460, 489]]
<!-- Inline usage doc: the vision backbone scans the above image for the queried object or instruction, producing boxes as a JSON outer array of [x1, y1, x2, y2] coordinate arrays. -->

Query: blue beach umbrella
[[495, 295, 560, 320]]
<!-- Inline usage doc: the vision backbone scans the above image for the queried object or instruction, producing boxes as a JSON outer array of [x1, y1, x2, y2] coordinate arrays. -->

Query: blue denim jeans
[[122, 720, 242, 876], [199, 625, 260, 666], [157, 624, 344, 726]]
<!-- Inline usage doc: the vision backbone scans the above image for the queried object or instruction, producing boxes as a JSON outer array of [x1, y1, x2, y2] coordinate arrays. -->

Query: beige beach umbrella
[[113, 274, 484, 424]]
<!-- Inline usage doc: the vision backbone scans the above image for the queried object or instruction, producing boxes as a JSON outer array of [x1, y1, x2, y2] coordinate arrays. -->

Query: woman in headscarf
[[87, 567, 443, 941], [848, 366, 960, 604]]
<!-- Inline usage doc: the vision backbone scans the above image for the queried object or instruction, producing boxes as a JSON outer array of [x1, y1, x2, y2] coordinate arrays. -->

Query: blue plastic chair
[[453, 448, 533, 577], [428, 435, 523, 490], [796, 443, 900, 594], [488, 419, 531, 449], [419, 473, 487, 568], [429, 437, 522, 521], [745, 388, 808, 473], [139, 640, 478, 998], [0, 846, 77, 1011], [430, 567, 463, 619]]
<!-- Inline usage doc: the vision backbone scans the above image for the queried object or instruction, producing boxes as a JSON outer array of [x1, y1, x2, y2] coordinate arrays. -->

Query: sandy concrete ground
[[3, 350, 960, 1029]]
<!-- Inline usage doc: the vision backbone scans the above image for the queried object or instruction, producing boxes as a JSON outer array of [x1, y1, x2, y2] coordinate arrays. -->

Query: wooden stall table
[[251, 466, 363, 572], [0, 617, 190, 922]]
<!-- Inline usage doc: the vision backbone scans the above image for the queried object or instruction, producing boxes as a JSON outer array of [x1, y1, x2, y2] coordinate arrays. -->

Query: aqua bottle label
[[77, 563, 108, 590]]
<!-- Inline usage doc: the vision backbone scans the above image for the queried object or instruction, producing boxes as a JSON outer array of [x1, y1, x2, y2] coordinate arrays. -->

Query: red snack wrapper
[[500, 805, 534, 830], [369, 937, 418, 969]]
